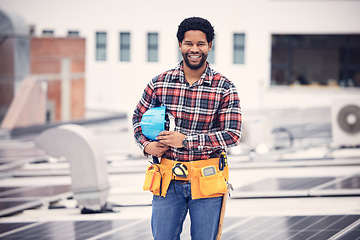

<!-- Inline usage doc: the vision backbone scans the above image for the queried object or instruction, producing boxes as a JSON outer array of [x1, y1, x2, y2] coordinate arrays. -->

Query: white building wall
[[1, 0, 359, 113]]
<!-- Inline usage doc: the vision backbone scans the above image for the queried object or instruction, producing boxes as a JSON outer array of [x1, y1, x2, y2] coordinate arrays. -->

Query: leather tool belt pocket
[[143, 163, 172, 197]]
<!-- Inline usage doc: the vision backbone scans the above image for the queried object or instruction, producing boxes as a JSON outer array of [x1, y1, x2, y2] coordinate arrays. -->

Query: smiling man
[[133, 17, 242, 239]]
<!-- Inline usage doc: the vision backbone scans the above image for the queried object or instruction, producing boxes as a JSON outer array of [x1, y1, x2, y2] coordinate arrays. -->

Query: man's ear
[[209, 41, 213, 51], [178, 41, 182, 49]]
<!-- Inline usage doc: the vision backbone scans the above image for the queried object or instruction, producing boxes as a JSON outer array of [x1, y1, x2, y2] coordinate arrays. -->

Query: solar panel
[[221, 215, 360, 240], [323, 175, 360, 190], [2, 185, 71, 198], [0, 220, 147, 240], [337, 222, 360, 239], [0, 185, 71, 217], [0, 187, 20, 195], [0, 199, 42, 217], [0, 215, 359, 240], [238, 177, 335, 191], [232, 176, 360, 198], [310, 175, 360, 197], [0, 144, 46, 159], [0, 222, 34, 234], [0, 200, 41, 210]]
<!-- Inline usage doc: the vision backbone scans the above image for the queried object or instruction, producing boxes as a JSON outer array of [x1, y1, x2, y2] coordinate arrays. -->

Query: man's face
[[179, 30, 212, 70]]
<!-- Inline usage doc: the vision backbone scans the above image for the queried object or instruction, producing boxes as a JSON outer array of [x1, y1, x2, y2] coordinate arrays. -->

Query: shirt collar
[[170, 61, 213, 86]]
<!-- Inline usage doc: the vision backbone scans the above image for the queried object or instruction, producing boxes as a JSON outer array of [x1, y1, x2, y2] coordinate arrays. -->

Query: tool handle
[[152, 156, 160, 164], [216, 188, 229, 240]]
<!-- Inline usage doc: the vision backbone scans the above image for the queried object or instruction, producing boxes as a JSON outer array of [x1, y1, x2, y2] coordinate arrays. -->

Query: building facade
[[30, 37, 86, 122], [0, 9, 86, 125], [1, 0, 359, 113]]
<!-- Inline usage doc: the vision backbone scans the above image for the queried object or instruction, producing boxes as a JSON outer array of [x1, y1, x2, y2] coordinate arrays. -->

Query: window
[[29, 25, 35, 36], [42, 30, 54, 37], [178, 48, 183, 63], [68, 31, 79, 37], [271, 34, 360, 87], [233, 33, 245, 64], [120, 32, 131, 62], [208, 38, 215, 64], [96, 32, 107, 61], [147, 33, 158, 62]]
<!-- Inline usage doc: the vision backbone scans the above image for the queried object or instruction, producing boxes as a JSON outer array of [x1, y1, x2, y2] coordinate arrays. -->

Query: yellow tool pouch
[[159, 157, 229, 200], [191, 165, 228, 199], [143, 163, 172, 197], [199, 171, 228, 196]]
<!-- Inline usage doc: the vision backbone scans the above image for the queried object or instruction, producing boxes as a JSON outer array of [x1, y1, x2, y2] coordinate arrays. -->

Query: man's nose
[[190, 45, 199, 52]]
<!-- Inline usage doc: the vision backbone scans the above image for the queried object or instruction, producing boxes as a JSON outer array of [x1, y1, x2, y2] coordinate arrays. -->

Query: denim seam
[[173, 188, 188, 240]]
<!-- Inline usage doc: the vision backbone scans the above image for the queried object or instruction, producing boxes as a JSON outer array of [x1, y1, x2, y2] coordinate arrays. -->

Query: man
[[133, 17, 242, 240]]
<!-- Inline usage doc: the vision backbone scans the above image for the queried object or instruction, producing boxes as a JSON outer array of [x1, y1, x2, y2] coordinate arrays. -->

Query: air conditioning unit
[[240, 115, 272, 152], [331, 98, 360, 147]]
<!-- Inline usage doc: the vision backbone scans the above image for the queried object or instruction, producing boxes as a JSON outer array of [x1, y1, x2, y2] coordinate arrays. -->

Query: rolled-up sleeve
[[186, 83, 242, 151]]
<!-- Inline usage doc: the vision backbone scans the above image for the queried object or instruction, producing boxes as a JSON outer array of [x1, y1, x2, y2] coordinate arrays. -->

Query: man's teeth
[[189, 55, 200, 59]]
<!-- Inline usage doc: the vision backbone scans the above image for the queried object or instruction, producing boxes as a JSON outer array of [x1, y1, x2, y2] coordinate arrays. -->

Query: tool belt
[[143, 154, 229, 199]]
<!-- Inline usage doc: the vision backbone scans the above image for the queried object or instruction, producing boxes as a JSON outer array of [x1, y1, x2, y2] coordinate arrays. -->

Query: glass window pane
[[121, 49, 130, 62], [270, 34, 360, 87], [96, 32, 106, 44], [148, 33, 158, 62], [178, 49, 182, 62], [42, 30, 54, 36], [234, 33, 245, 64], [96, 32, 107, 61], [121, 32, 130, 44], [208, 38, 215, 64], [234, 49, 244, 64], [148, 48, 158, 62], [148, 33, 158, 45], [68, 31, 79, 37], [97, 48, 106, 61], [234, 34, 245, 45], [120, 32, 130, 62]]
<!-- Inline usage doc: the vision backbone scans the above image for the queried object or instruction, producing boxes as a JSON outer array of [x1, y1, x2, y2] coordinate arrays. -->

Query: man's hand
[[144, 141, 170, 158], [156, 131, 186, 149]]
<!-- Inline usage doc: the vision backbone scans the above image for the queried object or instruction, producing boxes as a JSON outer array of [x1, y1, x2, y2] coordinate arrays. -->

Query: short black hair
[[177, 17, 215, 43]]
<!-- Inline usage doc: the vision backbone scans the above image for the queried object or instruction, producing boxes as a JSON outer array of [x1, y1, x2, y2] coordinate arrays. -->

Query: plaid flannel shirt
[[133, 61, 242, 161]]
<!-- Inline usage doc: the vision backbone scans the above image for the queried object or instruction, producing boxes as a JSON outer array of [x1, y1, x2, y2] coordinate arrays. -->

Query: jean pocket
[[199, 172, 227, 196]]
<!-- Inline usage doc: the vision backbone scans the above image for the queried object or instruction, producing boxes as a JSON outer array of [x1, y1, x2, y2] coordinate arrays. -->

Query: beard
[[183, 53, 207, 70]]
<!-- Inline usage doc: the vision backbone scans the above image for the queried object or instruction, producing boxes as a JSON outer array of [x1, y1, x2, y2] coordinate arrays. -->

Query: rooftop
[[1, 108, 360, 239]]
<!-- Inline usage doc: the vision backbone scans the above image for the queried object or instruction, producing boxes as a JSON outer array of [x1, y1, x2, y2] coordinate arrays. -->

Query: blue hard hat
[[140, 106, 166, 141]]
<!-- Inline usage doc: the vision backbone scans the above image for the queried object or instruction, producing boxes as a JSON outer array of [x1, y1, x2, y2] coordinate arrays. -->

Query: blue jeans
[[151, 181, 223, 240]]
